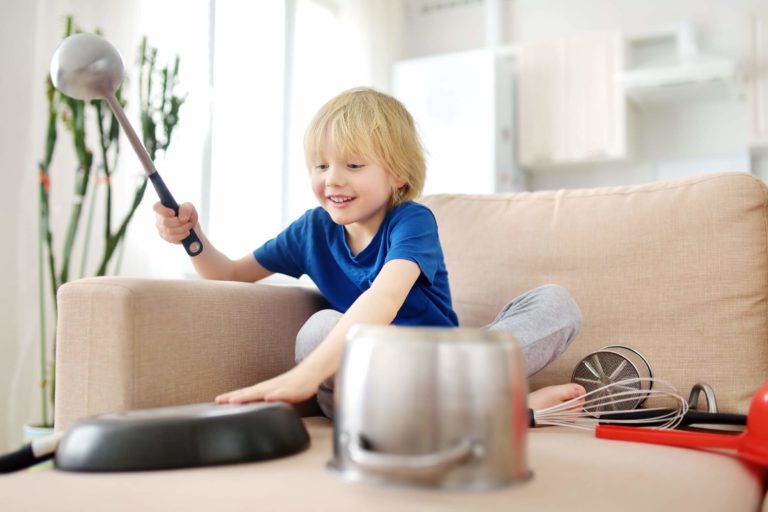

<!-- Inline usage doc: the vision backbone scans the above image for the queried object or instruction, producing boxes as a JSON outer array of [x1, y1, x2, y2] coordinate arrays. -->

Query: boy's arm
[[215, 258, 421, 404], [155, 201, 272, 282], [189, 226, 273, 282]]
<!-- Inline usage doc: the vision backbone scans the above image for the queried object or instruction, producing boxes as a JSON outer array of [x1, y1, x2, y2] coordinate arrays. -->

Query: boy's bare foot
[[528, 383, 586, 411]]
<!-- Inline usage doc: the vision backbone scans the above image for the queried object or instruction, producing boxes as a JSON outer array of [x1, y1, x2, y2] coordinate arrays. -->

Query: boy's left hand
[[214, 366, 321, 405]]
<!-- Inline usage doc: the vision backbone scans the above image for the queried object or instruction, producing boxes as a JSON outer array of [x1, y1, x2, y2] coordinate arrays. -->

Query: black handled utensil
[[597, 409, 746, 428], [49, 33, 202, 257]]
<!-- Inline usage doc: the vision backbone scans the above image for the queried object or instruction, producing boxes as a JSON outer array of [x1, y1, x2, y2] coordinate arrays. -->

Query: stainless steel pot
[[328, 325, 531, 490]]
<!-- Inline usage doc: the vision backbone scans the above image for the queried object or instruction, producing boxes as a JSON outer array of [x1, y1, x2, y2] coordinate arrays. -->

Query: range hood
[[618, 22, 741, 106]]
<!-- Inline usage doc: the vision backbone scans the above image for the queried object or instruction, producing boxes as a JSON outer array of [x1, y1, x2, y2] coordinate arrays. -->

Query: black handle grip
[[598, 409, 747, 427], [529, 408, 747, 429], [0, 444, 51, 473], [149, 172, 203, 257]]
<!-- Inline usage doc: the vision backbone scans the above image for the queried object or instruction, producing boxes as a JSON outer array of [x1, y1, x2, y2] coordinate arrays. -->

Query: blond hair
[[304, 87, 426, 207]]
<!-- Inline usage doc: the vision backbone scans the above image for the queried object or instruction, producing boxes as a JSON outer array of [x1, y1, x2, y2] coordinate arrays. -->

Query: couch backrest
[[421, 172, 768, 413]]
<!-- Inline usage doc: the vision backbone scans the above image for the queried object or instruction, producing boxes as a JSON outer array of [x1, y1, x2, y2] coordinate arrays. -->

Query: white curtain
[[207, 0, 405, 255]]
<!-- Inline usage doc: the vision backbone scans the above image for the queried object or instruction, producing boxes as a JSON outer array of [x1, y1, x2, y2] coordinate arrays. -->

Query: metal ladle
[[49, 33, 202, 256]]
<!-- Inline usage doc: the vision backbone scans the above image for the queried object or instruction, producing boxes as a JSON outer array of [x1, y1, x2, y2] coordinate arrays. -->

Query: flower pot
[[22, 424, 55, 470]]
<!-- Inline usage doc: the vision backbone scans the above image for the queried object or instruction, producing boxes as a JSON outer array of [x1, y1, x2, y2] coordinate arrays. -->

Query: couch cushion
[[422, 173, 768, 413], [0, 419, 762, 511]]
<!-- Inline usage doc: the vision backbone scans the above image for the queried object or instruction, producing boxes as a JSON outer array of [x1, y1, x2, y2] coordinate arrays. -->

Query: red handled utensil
[[596, 383, 768, 467]]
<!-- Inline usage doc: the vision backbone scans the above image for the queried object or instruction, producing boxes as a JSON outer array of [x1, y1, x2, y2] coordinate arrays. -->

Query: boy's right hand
[[154, 201, 198, 245]]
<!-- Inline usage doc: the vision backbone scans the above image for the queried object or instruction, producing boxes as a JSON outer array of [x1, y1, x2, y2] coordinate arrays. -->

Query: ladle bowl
[[50, 33, 124, 101], [49, 33, 202, 257]]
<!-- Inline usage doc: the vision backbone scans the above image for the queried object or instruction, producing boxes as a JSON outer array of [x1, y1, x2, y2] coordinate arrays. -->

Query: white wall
[[1, 0, 211, 452], [400, 0, 768, 189], [1, 0, 148, 453], [1, 0, 39, 454]]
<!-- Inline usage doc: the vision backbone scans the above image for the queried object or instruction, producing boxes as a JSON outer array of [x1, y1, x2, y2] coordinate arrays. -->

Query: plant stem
[[96, 179, 148, 275], [37, 175, 49, 428], [95, 101, 114, 246], [41, 80, 59, 306], [58, 98, 92, 287], [78, 170, 97, 279], [37, 75, 60, 428]]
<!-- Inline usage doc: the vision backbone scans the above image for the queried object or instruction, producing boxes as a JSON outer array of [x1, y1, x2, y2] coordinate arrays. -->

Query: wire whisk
[[531, 377, 689, 431]]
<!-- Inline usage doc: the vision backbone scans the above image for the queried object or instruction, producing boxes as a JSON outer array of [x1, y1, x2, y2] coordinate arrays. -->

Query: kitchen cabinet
[[517, 31, 626, 167]]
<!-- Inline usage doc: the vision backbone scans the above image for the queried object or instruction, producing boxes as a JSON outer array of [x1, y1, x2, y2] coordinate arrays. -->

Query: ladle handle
[[149, 173, 203, 257], [104, 95, 202, 257], [596, 425, 741, 450]]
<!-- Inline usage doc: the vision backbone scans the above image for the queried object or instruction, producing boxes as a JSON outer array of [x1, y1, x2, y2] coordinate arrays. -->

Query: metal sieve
[[570, 345, 653, 413]]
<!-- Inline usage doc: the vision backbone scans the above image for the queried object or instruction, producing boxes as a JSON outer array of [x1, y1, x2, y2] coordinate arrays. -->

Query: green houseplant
[[35, 16, 185, 429]]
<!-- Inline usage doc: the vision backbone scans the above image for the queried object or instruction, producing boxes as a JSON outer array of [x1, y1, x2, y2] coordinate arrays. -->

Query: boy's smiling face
[[310, 146, 404, 239]]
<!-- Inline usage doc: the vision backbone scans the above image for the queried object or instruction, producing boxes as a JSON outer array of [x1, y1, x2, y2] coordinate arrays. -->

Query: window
[[209, 1, 286, 257], [284, 0, 370, 223], [126, 0, 379, 275]]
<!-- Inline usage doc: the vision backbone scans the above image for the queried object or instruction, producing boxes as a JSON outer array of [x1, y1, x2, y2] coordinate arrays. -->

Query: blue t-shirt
[[253, 202, 459, 327]]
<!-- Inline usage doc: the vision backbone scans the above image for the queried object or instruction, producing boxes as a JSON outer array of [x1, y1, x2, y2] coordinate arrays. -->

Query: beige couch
[[2, 172, 767, 511]]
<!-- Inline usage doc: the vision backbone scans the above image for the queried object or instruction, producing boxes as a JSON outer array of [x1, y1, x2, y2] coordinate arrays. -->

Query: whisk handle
[[598, 410, 747, 427], [596, 425, 741, 449]]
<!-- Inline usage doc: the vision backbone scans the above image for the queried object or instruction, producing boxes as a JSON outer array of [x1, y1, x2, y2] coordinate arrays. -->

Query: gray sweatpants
[[295, 284, 582, 418]]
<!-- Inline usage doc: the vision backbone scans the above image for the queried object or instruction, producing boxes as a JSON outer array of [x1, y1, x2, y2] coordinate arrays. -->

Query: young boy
[[155, 87, 584, 417]]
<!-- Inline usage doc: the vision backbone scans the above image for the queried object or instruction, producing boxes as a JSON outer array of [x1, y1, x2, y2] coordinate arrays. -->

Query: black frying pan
[[0, 402, 309, 473]]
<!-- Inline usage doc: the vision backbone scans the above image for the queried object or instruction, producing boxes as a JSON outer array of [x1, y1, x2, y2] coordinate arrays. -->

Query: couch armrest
[[54, 277, 326, 429]]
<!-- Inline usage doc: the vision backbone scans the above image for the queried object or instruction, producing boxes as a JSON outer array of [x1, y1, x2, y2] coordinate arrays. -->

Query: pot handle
[[347, 435, 476, 479]]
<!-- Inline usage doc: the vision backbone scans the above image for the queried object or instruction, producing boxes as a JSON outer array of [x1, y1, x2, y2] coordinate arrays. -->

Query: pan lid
[[55, 402, 310, 472]]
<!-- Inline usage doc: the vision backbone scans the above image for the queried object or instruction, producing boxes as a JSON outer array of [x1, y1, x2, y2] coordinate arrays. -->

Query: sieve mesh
[[571, 351, 645, 412]]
